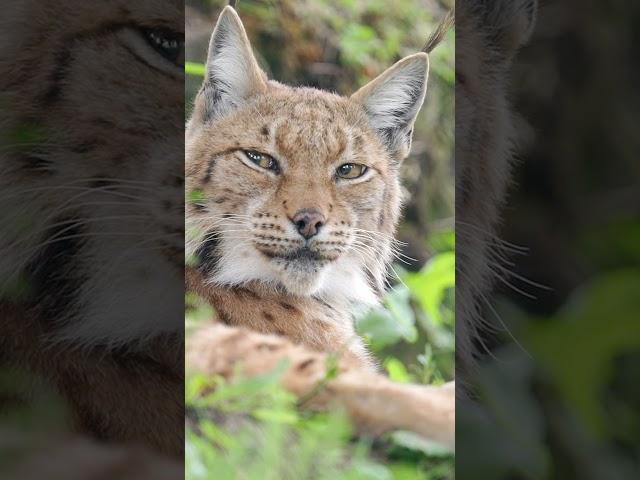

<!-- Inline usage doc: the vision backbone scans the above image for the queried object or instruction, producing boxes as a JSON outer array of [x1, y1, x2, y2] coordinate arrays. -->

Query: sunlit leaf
[[405, 252, 455, 326], [384, 357, 413, 383], [252, 408, 299, 424], [185, 61, 206, 77]]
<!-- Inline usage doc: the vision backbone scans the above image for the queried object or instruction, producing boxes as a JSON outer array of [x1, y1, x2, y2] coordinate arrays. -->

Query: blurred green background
[[185, 1, 454, 479]]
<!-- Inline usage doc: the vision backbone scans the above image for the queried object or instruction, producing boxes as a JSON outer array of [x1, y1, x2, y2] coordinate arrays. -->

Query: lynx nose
[[292, 209, 326, 240]]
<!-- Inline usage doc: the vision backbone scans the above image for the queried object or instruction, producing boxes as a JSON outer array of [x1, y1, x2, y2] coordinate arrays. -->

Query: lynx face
[[0, 0, 184, 346], [186, 7, 429, 304]]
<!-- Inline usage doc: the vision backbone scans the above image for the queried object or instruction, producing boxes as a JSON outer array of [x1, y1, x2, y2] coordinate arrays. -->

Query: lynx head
[[186, 6, 429, 304], [0, 0, 184, 346]]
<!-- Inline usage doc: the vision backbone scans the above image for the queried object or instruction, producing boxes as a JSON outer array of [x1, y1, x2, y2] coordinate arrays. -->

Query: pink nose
[[292, 209, 326, 239]]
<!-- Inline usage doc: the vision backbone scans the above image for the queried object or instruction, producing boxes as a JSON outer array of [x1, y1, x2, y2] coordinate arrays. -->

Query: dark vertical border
[[1, 1, 185, 476]]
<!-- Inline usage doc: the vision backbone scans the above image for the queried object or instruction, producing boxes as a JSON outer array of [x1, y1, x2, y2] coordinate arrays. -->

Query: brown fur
[[1, 304, 183, 455], [186, 267, 369, 365], [4, 431, 183, 480]]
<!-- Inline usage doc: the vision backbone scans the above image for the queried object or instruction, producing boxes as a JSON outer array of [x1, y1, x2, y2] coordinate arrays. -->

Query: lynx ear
[[351, 53, 429, 160], [199, 6, 266, 121]]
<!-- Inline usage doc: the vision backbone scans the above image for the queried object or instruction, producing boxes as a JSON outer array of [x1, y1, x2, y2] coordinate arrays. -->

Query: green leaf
[[185, 61, 206, 77], [384, 286, 417, 342], [405, 252, 455, 326], [427, 229, 455, 254], [345, 460, 393, 480], [384, 357, 412, 383], [200, 419, 238, 449], [357, 288, 417, 349], [252, 408, 299, 424], [185, 293, 215, 326], [187, 189, 206, 205]]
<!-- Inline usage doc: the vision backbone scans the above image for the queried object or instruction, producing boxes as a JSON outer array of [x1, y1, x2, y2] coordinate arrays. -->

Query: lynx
[[184, 5, 455, 447]]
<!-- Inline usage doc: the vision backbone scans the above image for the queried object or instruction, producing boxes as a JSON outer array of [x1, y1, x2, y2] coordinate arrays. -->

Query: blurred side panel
[[0, 1, 184, 477], [456, 0, 640, 478]]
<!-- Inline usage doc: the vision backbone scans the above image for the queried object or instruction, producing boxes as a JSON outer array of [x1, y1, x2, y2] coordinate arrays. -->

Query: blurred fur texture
[[0, 0, 184, 458], [455, 0, 537, 372]]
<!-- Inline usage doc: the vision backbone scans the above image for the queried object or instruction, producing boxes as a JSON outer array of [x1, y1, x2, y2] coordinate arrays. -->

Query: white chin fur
[[211, 239, 378, 307], [273, 260, 328, 296], [316, 256, 379, 307]]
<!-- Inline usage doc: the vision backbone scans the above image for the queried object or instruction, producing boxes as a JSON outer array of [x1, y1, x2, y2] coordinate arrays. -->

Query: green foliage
[[358, 286, 418, 350], [186, 360, 454, 480], [406, 252, 455, 327], [526, 269, 640, 437], [358, 235, 455, 347], [186, 61, 206, 77], [187, 368, 375, 480], [459, 269, 640, 479]]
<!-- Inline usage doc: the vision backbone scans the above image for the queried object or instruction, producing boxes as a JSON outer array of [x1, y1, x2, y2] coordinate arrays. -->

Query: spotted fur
[[186, 6, 430, 367]]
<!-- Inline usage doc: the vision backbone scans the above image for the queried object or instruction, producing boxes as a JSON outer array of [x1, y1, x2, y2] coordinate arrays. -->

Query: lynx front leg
[[187, 324, 455, 450]]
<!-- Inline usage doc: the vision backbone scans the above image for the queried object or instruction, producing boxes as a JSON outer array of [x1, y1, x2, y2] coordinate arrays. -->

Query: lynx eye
[[243, 150, 280, 172], [142, 28, 185, 67], [336, 163, 368, 179]]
